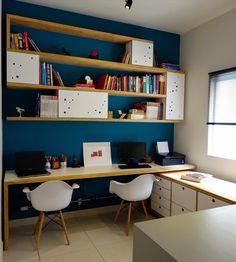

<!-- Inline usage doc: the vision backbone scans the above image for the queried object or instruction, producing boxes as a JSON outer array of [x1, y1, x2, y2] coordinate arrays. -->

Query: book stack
[[160, 63, 181, 71], [120, 52, 131, 64], [143, 102, 163, 119], [40, 95, 58, 117], [96, 74, 165, 94], [181, 172, 213, 183], [41, 62, 64, 86], [127, 109, 145, 120], [10, 32, 40, 51]]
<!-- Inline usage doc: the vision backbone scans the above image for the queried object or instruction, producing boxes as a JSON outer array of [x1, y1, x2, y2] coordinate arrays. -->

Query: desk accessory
[[71, 155, 80, 168], [118, 110, 127, 119]]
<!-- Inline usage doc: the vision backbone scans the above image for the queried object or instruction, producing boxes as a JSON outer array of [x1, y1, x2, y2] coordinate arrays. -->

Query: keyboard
[[118, 164, 151, 169]]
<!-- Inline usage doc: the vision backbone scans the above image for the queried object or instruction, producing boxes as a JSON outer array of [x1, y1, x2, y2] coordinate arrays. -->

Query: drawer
[[172, 182, 196, 211], [153, 184, 171, 200], [151, 192, 170, 209], [197, 192, 229, 211], [155, 176, 171, 190], [151, 201, 170, 217], [171, 202, 192, 216]]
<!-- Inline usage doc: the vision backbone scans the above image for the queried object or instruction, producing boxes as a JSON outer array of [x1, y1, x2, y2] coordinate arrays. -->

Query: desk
[[133, 205, 236, 262], [4, 163, 195, 250]]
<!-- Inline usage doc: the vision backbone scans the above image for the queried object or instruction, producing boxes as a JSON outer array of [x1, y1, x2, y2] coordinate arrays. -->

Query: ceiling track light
[[125, 0, 133, 9]]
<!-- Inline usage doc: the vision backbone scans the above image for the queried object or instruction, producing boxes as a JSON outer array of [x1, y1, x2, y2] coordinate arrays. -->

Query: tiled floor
[[3, 206, 155, 262]]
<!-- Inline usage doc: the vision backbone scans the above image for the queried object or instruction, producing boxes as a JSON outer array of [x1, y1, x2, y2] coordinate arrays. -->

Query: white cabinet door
[[172, 182, 196, 211], [166, 72, 185, 120], [171, 202, 191, 216], [197, 192, 229, 211], [151, 202, 170, 217]]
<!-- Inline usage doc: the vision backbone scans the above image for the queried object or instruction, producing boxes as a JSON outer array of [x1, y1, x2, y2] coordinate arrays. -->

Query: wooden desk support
[[3, 163, 195, 250]]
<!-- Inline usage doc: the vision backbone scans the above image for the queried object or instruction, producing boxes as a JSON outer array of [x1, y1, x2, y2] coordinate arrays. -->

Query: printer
[[155, 141, 185, 166]]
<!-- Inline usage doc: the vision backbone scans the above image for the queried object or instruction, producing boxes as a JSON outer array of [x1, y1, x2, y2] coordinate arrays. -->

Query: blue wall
[[2, 0, 180, 219]]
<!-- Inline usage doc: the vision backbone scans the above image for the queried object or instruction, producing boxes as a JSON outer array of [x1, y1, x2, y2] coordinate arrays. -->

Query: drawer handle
[[159, 206, 161, 209], [160, 178, 162, 181], [182, 208, 185, 212], [159, 188, 162, 190], [182, 187, 185, 190], [212, 199, 216, 203], [159, 196, 162, 200]]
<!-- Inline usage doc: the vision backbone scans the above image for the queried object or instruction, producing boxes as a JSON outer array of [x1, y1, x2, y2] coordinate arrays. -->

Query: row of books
[[37, 95, 58, 117], [96, 74, 165, 94], [120, 51, 131, 64], [10, 32, 40, 52], [40, 62, 64, 86]]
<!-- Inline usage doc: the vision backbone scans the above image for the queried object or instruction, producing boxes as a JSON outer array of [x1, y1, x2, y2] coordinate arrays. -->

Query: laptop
[[15, 151, 49, 177]]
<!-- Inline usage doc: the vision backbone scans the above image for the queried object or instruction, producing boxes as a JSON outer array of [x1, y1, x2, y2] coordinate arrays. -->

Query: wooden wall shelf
[[8, 14, 151, 44], [6, 117, 182, 124], [7, 82, 166, 99], [7, 49, 184, 74]]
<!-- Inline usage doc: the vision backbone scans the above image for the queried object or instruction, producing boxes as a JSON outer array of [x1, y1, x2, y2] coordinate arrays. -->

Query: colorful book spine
[[23, 32, 29, 51], [41, 62, 47, 85]]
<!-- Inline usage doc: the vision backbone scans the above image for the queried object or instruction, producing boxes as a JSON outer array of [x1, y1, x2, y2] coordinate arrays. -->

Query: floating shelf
[[8, 14, 151, 44], [7, 82, 166, 99], [7, 49, 184, 74], [6, 117, 183, 123]]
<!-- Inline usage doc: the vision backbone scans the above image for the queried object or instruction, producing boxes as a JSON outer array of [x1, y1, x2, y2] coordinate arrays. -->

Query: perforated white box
[[165, 72, 185, 120], [7, 51, 40, 84], [58, 90, 108, 118], [126, 40, 153, 67]]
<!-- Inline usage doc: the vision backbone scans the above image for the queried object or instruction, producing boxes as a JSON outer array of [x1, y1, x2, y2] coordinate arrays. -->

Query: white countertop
[[135, 205, 236, 262]]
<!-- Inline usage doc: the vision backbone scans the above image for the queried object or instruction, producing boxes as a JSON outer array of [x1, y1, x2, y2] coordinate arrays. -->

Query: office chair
[[109, 174, 158, 235], [23, 180, 80, 250]]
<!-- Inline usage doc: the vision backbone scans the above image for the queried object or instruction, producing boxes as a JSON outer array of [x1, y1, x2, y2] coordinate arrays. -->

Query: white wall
[[0, 0, 2, 258], [175, 8, 236, 182]]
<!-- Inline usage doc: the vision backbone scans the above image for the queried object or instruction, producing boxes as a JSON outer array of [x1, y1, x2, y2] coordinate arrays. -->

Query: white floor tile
[[40, 247, 105, 262]]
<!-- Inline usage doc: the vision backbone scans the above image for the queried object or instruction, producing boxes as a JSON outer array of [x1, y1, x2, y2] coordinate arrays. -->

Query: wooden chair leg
[[59, 211, 70, 245], [114, 200, 124, 223], [141, 200, 148, 217], [126, 203, 132, 236], [34, 213, 41, 235], [35, 212, 45, 250]]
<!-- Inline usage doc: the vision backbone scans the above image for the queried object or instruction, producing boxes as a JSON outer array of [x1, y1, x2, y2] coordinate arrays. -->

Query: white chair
[[109, 174, 158, 235], [23, 180, 80, 250]]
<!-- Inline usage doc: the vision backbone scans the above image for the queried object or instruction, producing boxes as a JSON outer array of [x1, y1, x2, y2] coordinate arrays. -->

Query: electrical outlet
[[20, 206, 29, 211], [77, 198, 83, 206]]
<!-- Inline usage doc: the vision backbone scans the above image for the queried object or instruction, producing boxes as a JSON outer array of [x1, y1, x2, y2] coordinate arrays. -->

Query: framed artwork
[[83, 142, 112, 167]]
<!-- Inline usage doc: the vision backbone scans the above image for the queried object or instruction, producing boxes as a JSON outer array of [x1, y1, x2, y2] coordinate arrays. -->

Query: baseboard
[[9, 204, 119, 228]]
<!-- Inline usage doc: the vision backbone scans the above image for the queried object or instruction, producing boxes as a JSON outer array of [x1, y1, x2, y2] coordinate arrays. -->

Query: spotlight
[[125, 0, 133, 9]]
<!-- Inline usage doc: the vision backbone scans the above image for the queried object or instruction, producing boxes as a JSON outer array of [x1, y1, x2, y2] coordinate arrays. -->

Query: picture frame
[[83, 142, 112, 167]]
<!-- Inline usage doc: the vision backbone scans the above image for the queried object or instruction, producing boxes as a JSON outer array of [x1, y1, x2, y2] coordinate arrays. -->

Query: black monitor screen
[[15, 151, 45, 171], [118, 142, 146, 164]]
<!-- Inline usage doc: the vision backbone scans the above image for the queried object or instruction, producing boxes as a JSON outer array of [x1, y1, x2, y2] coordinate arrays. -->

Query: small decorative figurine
[[78, 75, 93, 85], [108, 111, 113, 119], [88, 50, 99, 59], [16, 107, 25, 117], [72, 155, 80, 168]]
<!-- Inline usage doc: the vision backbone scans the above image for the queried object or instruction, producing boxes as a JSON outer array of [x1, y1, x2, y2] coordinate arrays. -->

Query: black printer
[[155, 152, 185, 166]]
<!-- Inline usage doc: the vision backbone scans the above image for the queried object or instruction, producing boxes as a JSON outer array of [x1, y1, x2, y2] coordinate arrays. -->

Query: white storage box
[[58, 90, 108, 118], [126, 40, 153, 67], [7, 51, 40, 84]]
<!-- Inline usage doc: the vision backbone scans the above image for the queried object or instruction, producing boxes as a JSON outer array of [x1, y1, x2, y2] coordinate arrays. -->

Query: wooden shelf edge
[[7, 49, 185, 74], [8, 14, 152, 44], [7, 82, 166, 99], [6, 117, 183, 124]]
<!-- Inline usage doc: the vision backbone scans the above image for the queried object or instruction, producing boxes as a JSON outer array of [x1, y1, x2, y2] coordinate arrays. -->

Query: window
[[208, 68, 236, 160]]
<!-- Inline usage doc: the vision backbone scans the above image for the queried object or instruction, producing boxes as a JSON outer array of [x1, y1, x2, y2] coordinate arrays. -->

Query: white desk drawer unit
[[197, 192, 229, 211], [151, 178, 171, 217], [171, 202, 192, 216], [151, 192, 170, 210], [172, 182, 196, 211]]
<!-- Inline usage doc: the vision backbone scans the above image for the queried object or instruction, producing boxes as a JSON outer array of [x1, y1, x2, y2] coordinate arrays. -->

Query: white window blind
[[208, 68, 236, 160]]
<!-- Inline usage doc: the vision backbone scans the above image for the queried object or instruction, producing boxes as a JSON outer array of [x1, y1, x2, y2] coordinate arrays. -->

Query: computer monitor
[[118, 142, 146, 167]]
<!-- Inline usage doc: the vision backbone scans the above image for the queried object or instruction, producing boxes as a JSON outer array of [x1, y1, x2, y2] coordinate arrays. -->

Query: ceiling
[[18, 0, 236, 34]]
